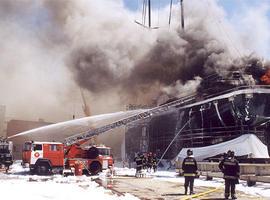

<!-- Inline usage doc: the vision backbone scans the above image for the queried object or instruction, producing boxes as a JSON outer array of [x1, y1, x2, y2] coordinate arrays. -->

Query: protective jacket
[[152, 156, 157, 165], [219, 157, 240, 182], [182, 156, 198, 177], [134, 155, 143, 168]]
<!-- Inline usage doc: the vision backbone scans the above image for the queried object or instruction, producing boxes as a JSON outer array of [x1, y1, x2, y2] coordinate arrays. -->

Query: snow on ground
[[3, 162, 270, 199], [113, 167, 270, 198], [0, 161, 138, 200]]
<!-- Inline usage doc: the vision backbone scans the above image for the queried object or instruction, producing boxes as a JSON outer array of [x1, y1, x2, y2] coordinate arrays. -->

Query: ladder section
[[64, 94, 197, 146]]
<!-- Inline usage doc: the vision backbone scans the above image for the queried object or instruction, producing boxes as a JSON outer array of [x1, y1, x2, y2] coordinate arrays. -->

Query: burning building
[[125, 66, 270, 160], [3, 0, 270, 162]]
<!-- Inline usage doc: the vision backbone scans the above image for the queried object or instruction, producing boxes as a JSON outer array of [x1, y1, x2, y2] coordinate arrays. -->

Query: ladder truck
[[21, 94, 196, 176], [22, 140, 113, 176]]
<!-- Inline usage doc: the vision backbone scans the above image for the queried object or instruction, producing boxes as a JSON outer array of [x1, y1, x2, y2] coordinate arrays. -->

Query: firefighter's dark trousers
[[225, 179, 236, 198], [153, 165, 157, 172], [184, 176, 194, 194], [136, 165, 142, 173]]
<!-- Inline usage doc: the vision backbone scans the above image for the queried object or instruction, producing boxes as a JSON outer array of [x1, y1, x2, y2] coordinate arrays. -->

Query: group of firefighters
[[133, 149, 240, 199], [182, 149, 239, 199], [134, 152, 158, 173]]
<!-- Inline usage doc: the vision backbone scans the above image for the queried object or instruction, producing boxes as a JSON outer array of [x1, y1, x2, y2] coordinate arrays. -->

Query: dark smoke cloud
[[66, 10, 231, 104], [1, 0, 270, 122], [69, 47, 117, 93], [240, 56, 270, 80], [127, 32, 225, 87], [65, 0, 270, 106]]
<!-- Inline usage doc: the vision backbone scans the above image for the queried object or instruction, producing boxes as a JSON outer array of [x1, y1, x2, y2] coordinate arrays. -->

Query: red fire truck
[[22, 140, 113, 175], [20, 95, 192, 175]]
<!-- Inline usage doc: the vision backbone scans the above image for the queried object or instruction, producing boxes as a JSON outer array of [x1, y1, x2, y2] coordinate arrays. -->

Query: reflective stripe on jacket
[[219, 157, 240, 180], [183, 173, 196, 177], [182, 156, 198, 177]]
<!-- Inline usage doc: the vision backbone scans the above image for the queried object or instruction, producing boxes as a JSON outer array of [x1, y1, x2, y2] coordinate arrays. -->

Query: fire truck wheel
[[36, 163, 50, 175], [89, 161, 102, 175]]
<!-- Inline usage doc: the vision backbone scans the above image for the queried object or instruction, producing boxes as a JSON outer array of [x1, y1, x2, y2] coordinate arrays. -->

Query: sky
[[123, 0, 270, 13], [218, 0, 270, 17], [123, 0, 270, 59], [123, 0, 270, 22]]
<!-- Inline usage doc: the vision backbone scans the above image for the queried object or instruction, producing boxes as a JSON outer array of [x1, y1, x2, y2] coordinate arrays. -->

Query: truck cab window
[[98, 148, 110, 156], [50, 144, 57, 151], [33, 144, 42, 151]]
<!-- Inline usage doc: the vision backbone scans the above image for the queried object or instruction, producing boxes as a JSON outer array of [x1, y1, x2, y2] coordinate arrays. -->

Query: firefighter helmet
[[227, 150, 234, 158], [187, 149, 193, 156]]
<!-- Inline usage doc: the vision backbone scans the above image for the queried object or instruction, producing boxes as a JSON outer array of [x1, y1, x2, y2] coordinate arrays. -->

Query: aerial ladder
[[21, 94, 197, 176], [64, 94, 197, 146]]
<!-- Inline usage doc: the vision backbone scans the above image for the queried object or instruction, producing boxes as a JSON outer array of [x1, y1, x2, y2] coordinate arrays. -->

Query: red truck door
[[43, 143, 64, 167]]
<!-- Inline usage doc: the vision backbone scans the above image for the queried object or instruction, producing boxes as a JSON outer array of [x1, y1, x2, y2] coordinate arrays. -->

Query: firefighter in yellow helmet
[[182, 149, 198, 195]]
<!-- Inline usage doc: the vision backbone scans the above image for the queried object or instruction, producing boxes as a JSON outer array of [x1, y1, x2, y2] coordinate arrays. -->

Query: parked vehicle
[[22, 141, 113, 175], [0, 139, 13, 172]]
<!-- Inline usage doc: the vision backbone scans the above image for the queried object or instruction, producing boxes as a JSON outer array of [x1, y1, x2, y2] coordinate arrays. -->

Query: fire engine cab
[[22, 141, 64, 175], [22, 141, 113, 175]]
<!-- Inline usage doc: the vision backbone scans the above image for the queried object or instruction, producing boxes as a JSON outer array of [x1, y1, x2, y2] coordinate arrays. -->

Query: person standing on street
[[147, 152, 153, 172], [152, 153, 158, 172], [219, 150, 240, 199], [134, 152, 143, 174], [182, 149, 198, 195]]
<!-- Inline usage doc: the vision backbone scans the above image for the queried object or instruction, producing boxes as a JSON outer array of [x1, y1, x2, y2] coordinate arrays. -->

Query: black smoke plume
[[66, 1, 270, 105], [1, 0, 270, 120]]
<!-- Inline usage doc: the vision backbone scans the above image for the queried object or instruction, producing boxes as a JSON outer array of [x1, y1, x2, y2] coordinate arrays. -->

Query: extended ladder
[[64, 94, 197, 146]]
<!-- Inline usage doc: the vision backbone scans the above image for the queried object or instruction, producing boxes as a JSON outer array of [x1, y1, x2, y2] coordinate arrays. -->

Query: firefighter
[[142, 153, 147, 169], [182, 149, 198, 195], [219, 150, 240, 199], [134, 153, 143, 174], [147, 152, 153, 172], [152, 153, 158, 172]]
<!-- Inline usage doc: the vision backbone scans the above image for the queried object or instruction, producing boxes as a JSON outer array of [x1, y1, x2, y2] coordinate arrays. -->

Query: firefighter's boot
[[184, 186, 188, 195]]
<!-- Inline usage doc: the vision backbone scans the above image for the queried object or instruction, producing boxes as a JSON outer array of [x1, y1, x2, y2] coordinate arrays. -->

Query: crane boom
[[80, 88, 91, 117], [64, 94, 197, 146]]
